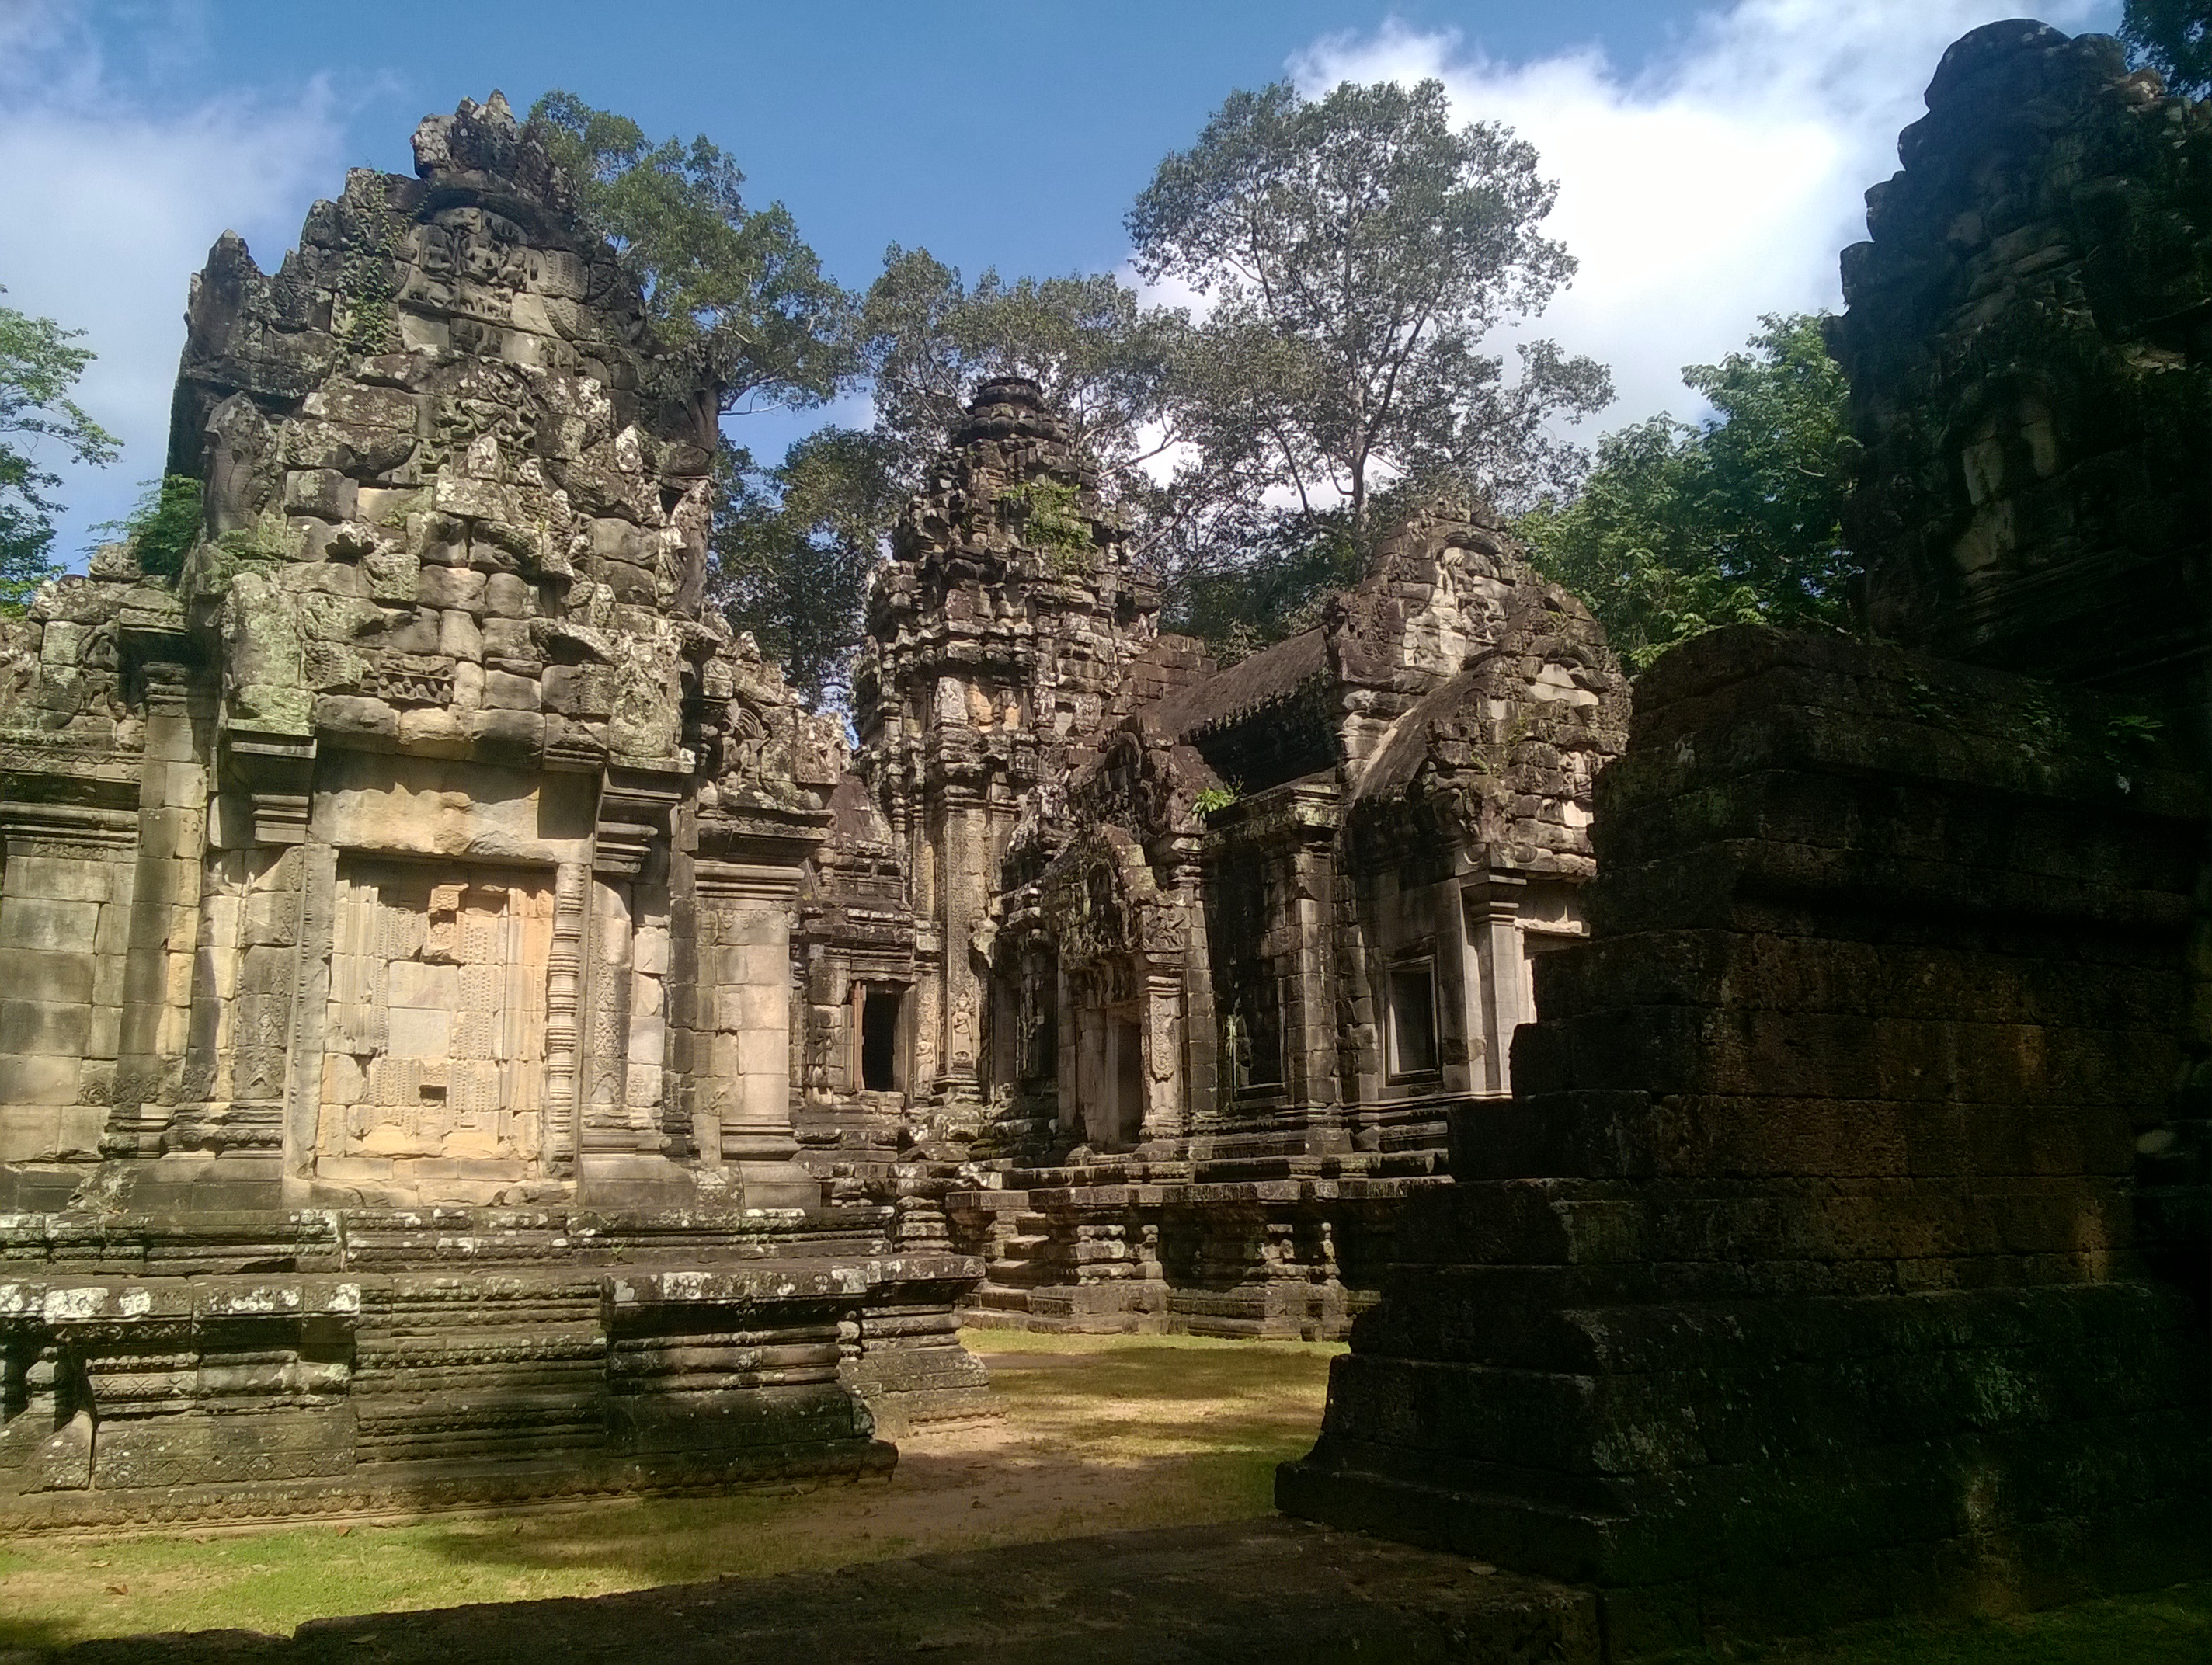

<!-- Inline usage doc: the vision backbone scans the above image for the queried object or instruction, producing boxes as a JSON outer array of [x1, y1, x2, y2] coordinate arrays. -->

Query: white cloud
[[0, 2, 350, 565], [1287, 0, 2119, 437]]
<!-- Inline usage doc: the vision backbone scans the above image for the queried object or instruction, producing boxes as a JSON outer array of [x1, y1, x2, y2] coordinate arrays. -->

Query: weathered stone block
[[284, 469, 357, 522], [482, 573, 535, 619], [416, 566, 485, 613], [470, 708, 543, 755], [4, 950, 96, 1009], [481, 618, 533, 662], [433, 474, 509, 520], [0, 1001, 90, 1058], [0, 1055, 80, 1108], [483, 670, 541, 711], [396, 706, 465, 752], [0, 898, 100, 954], [438, 608, 482, 662]]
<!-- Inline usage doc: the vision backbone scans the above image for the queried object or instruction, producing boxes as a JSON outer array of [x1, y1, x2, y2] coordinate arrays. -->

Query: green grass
[[0, 1330, 1342, 1649], [1705, 1580, 2212, 1664], [0, 1330, 2200, 1665]]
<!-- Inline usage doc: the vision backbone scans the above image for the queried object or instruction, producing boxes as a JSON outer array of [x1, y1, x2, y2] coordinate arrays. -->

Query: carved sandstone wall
[[0, 96, 990, 1521]]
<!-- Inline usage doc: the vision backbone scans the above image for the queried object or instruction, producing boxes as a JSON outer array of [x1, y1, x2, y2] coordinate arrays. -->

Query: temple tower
[[850, 377, 1160, 1107]]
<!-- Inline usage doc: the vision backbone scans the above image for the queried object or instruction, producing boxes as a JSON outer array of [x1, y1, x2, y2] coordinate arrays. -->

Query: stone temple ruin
[[1281, 19, 2209, 1653], [0, 95, 988, 1520], [801, 380, 1627, 1336], [0, 16, 2203, 1653], [0, 82, 1631, 1512]]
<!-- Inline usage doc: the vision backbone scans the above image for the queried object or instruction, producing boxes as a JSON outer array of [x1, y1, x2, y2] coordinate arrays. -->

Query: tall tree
[[530, 92, 856, 414], [860, 246, 1186, 500], [1129, 78, 1609, 538], [2122, 0, 2210, 96], [1, 287, 117, 609], [711, 428, 903, 711], [709, 247, 1194, 706], [1517, 313, 1861, 669]]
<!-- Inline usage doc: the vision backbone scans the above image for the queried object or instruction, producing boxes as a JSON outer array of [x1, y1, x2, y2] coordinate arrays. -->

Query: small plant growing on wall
[[91, 474, 202, 577], [998, 478, 1095, 575]]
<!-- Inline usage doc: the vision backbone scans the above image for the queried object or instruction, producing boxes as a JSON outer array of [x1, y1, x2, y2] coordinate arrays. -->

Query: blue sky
[[2, 0, 2121, 561]]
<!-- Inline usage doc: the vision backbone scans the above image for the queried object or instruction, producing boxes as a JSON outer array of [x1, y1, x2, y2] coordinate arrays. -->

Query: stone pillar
[[1054, 959, 1078, 1138], [1462, 873, 1526, 1097], [933, 784, 989, 1099], [1139, 972, 1184, 1148], [279, 841, 337, 1201], [577, 770, 690, 1206], [162, 728, 315, 1201], [693, 856, 817, 1209], [107, 664, 208, 1163], [1284, 832, 1337, 1111]]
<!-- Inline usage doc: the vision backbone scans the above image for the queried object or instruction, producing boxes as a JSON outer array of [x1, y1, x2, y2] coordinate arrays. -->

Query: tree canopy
[[710, 427, 903, 711], [1516, 313, 1860, 670], [1129, 78, 1609, 537], [530, 92, 855, 414], [859, 246, 1186, 502], [2122, 0, 2210, 96], [0, 288, 117, 609], [544, 79, 1613, 694]]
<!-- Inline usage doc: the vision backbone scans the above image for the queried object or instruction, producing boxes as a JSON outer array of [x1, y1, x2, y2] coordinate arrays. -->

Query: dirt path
[[0, 1334, 1343, 1651]]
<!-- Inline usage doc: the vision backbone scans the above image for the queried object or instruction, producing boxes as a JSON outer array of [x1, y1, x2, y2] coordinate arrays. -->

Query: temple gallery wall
[[0, 16, 2202, 1652]]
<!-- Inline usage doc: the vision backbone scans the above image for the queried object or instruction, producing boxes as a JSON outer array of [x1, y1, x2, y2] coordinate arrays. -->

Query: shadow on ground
[[0, 1337, 1340, 1650]]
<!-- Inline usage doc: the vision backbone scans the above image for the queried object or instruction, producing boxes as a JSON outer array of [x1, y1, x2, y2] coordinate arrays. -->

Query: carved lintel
[[692, 857, 805, 906], [0, 797, 140, 858], [163, 1099, 287, 1155], [693, 805, 830, 877]]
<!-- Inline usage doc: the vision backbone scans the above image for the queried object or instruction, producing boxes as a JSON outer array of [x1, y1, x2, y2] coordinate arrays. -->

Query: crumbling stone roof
[[1833, 19, 2211, 695], [8, 91, 842, 815], [1139, 626, 1327, 742]]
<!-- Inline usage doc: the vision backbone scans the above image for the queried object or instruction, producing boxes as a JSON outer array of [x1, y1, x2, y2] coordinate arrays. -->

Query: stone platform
[[28, 1517, 1600, 1664], [0, 1206, 992, 1527], [951, 1173, 1440, 1340]]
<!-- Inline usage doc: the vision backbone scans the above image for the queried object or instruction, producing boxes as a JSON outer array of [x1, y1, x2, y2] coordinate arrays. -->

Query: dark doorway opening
[[1112, 1017, 1144, 1147], [1388, 961, 1438, 1079], [861, 987, 903, 1092]]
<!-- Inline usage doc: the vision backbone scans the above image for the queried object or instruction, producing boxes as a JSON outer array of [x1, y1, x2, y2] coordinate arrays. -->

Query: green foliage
[[1518, 313, 1862, 670], [2106, 711, 2167, 749], [1167, 507, 1363, 662], [2123, 0, 2211, 96], [91, 474, 202, 577], [0, 287, 118, 608], [861, 246, 1186, 502], [997, 478, 1094, 572], [1192, 783, 1240, 817], [1129, 77, 1609, 535], [530, 92, 856, 415], [711, 429, 902, 708]]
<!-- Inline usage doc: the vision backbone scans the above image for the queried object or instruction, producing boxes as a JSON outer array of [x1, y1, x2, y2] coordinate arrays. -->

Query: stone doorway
[[860, 985, 905, 1093]]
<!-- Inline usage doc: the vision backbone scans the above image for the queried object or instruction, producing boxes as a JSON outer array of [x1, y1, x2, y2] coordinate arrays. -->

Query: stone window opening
[[860, 985, 905, 1094], [1386, 959, 1439, 1083]]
